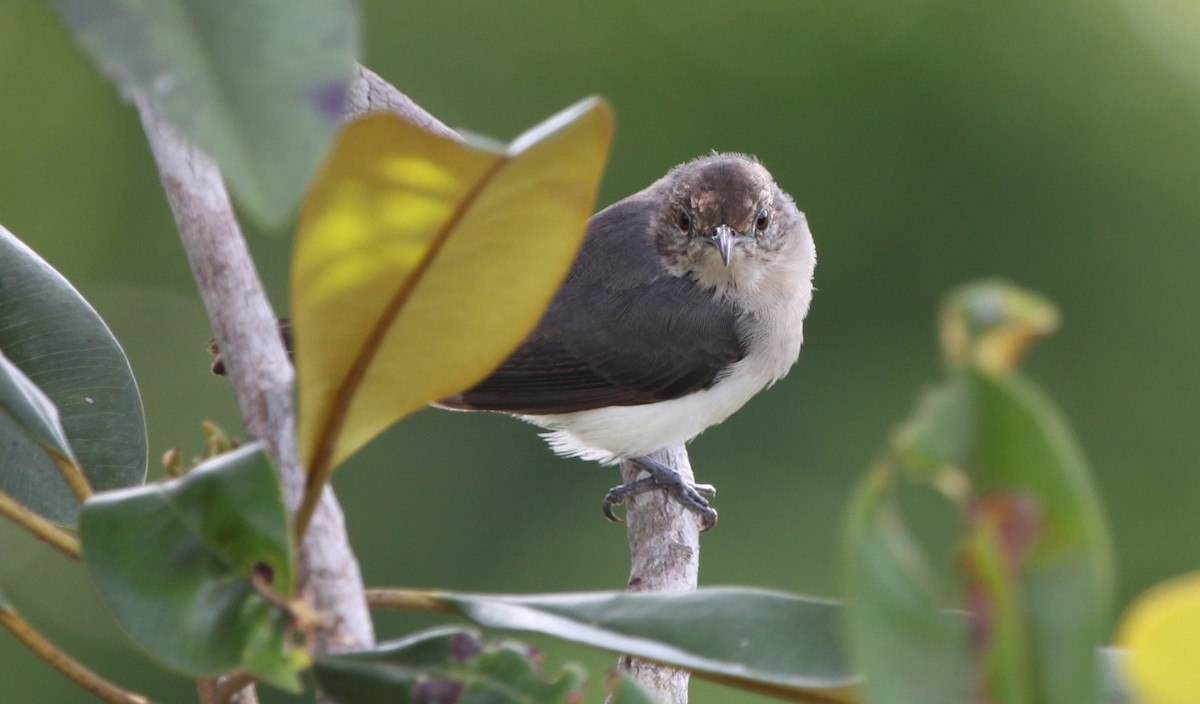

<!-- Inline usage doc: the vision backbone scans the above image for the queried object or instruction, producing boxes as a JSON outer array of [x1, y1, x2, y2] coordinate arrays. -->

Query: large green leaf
[[971, 369, 1114, 704], [51, 0, 360, 225], [0, 349, 76, 465], [316, 626, 590, 704], [378, 588, 857, 702], [843, 464, 970, 704], [80, 443, 305, 689], [844, 281, 1114, 704], [0, 224, 146, 523]]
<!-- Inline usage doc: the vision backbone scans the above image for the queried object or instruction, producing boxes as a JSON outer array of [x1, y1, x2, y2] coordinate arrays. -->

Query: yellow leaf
[[1116, 571, 1200, 704], [291, 97, 614, 488]]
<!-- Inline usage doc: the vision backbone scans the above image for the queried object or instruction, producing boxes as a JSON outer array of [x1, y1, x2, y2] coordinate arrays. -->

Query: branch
[[345, 65, 459, 139], [365, 588, 458, 614], [130, 90, 373, 664], [0, 491, 82, 561], [611, 445, 700, 704], [52, 455, 93, 503], [0, 607, 150, 704]]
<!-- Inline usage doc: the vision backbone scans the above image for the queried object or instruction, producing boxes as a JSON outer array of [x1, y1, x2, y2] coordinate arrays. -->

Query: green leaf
[[890, 377, 973, 480], [292, 98, 613, 475], [315, 626, 588, 704], [843, 463, 970, 704], [401, 588, 856, 702], [970, 369, 1115, 703], [0, 224, 146, 523], [51, 0, 360, 226], [0, 348, 76, 465], [960, 504, 1035, 704], [846, 281, 1113, 704], [609, 675, 659, 704], [80, 443, 304, 690]]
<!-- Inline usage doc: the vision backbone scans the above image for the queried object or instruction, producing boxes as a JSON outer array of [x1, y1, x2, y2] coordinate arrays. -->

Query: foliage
[[80, 444, 305, 689], [844, 280, 1114, 704], [315, 627, 590, 704], [51, 0, 359, 226], [0, 224, 147, 523], [291, 98, 613, 533], [2, 4, 1199, 704]]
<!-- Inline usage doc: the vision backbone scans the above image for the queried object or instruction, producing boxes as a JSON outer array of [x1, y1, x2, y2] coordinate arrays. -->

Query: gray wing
[[441, 191, 747, 414]]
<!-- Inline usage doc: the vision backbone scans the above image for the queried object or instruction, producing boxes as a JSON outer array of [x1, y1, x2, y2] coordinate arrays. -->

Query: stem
[[0, 606, 151, 704], [132, 87, 374, 662], [0, 491, 82, 560], [365, 589, 457, 614], [609, 444, 700, 704], [52, 454, 93, 502]]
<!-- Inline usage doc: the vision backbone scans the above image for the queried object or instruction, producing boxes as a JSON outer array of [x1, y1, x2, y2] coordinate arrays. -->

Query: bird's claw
[[602, 456, 719, 532]]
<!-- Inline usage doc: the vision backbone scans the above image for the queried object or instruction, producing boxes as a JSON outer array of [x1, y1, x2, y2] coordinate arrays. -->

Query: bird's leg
[[603, 455, 718, 531]]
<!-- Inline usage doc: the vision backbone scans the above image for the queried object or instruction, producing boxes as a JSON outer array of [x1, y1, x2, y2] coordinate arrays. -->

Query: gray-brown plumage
[[440, 154, 816, 529]]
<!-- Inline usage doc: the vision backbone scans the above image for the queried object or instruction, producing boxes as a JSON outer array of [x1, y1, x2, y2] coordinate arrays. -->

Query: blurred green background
[[2, 0, 1199, 701]]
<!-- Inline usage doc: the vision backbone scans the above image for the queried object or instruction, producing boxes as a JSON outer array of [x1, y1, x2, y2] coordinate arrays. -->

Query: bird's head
[[656, 154, 809, 292]]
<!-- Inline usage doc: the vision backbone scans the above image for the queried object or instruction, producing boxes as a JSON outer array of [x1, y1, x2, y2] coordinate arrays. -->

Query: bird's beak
[[711, 224, 735, 266]]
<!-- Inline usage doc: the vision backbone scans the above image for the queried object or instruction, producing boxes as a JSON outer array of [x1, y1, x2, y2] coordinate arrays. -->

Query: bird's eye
[[755, 209, 771, 232], [677, 209, 692, 233]]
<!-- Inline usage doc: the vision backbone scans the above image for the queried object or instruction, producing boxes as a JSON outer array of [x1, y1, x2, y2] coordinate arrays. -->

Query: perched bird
[[439, 153, 817, 530]]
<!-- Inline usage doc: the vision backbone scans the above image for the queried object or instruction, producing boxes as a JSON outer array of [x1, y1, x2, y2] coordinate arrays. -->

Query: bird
[[438, 153, 817, 531]]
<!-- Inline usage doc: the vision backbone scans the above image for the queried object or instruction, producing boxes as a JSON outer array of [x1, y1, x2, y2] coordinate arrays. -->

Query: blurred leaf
[[315, 626, 588, 704], [292, 97, 612, 472], [80, 443, 305, 690], [848, 280, 1113, 704], [0, 348, 76, 465], [890, 378, 973, 482], [1115, 572, 1200, 704], [0, 224, 146, 524], [51, 0, 359, 225], [608, 675, 659, 704], [971, 369, 1114, 704], [938, 279, 1059, 374], [960, 500, 1035, 704], [843, 463, 970, 704], [391, 587, 857, 702]]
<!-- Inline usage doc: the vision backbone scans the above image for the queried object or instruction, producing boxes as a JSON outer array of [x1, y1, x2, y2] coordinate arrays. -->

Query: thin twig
[[0, 491, 82, 560], [365, 588, 458, 614], [52, 454, 93, 502], [0, 606, 151, 704]]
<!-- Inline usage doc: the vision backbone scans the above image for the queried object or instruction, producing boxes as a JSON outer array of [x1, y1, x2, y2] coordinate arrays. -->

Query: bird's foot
[[603, 455, 718, 531]]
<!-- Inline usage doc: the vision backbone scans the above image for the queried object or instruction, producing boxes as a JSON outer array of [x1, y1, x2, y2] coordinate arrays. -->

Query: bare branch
[[131, 92, 373, 663], [0, 491, 82, 561], [612, 445, 700, 704], [346, 65, 458, 139], [0, 607, 150, 704]]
